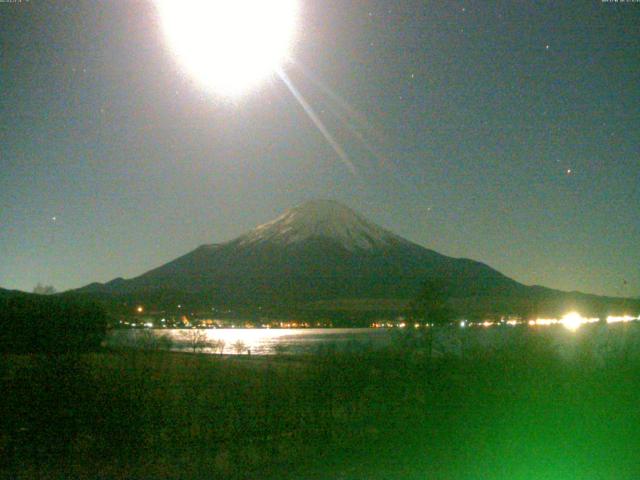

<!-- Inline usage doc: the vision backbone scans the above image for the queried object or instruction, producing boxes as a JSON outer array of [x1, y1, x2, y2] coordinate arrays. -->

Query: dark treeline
[[76, 278, 640, 328], [0, 292, 107, 353]]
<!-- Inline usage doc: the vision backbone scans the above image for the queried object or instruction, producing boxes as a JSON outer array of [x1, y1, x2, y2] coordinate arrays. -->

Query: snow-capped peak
[[235, 200, 401, 251]]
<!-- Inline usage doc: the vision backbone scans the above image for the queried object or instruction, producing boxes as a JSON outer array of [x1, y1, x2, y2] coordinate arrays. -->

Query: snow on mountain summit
[[235, 200, 402, 251]]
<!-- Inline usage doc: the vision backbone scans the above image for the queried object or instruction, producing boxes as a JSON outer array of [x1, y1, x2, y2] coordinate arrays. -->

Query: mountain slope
[[235, 199, 404, 251], [76, 200, 638, 317]]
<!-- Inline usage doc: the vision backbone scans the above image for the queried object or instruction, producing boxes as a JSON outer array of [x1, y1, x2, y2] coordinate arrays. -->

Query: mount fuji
[[76, 200, 636, 319]]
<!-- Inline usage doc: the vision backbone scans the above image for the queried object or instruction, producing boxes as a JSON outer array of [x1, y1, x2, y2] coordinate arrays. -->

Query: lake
[[107, 322, 640, 359], [108, 327, 392, 355]]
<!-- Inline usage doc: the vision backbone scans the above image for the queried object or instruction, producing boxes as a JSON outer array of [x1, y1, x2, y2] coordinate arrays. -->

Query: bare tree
[[184, 329, 209, 353], [33, 283, 56, 295], [132, 331, 174, 352], [232, 340, 247, 355], [410, 277, 456, 357]]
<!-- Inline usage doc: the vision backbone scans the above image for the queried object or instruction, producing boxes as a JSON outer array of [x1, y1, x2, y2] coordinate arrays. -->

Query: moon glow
[[155, 0, 298, 97]]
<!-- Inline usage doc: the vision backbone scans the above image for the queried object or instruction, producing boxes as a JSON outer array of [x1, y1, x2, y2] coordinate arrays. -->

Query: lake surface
[[107, 322, 640, 359], [108, 327, 392, 355]]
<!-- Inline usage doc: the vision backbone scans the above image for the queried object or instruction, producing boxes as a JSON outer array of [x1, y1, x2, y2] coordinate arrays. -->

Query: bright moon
[[155, 0, 298, 97]]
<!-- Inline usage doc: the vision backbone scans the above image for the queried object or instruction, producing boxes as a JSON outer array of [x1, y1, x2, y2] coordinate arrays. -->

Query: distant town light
[[531, 318, 559, 326], [560, 312, 599, 331], [561, 312, 582, 331], [607, 314, 639, 324], [136, 306, 144, 313]]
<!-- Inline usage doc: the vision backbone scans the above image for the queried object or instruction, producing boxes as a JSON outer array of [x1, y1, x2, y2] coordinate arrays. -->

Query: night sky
[[1, 1, 638, 298]]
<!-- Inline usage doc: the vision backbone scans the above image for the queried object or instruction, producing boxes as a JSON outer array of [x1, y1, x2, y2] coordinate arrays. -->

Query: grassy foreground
[[2, 328, 640, 479]]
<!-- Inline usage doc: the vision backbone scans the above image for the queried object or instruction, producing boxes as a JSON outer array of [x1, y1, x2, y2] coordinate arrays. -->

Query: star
[[545, 44, 550, 50], [566, 168, 572, 175]]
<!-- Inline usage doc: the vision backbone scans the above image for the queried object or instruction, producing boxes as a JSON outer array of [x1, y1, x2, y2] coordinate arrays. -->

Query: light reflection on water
[[107, 322, 640, 359], [109, 328, 392, 355]]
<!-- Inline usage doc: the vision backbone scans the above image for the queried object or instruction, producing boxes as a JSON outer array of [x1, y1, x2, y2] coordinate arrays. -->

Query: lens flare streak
[[277, 69, 357, 175], [293, 62, 395, 171]]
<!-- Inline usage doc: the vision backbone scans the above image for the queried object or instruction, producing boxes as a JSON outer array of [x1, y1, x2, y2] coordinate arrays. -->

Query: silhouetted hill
[[0, 289, 107, 352], [0, 287, 28, 298]]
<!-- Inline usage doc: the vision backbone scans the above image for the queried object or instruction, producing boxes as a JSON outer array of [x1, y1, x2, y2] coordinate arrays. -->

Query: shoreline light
[[607, 315, 640, 324], [560, 312, 599, 331]]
